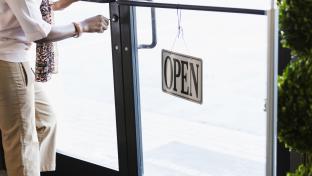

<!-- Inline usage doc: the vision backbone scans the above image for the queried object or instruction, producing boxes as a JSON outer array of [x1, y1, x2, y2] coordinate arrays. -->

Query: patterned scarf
[[36, 0, 58, 82]]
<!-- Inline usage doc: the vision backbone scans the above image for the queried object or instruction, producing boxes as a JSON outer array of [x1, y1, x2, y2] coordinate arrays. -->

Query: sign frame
[[161, 49, 203, 104]]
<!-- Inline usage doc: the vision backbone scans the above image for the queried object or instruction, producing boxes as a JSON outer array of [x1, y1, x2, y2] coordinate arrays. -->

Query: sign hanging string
[[171, 9, 189, 53]]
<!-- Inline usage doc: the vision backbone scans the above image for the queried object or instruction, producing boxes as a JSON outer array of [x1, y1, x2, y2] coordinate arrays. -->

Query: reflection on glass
[[50, 2, 118, 170], [137, 5, 267, 176]]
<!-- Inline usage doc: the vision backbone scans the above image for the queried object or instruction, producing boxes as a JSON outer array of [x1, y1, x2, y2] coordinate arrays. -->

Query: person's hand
[[79, 15, 110, 33], [52, 0, 79, 11]]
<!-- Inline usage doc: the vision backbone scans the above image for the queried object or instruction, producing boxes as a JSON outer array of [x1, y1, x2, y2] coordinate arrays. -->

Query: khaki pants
[[0, 60, 56, 176]]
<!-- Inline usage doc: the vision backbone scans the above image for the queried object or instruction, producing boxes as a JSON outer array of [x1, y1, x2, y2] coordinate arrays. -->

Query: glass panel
[[130, 0, 270, 10], [44, 2, 118, 170], [136, 5, 267, 176]]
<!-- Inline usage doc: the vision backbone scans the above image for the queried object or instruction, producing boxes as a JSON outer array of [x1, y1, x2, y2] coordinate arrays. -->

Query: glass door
[[37, 2, 120, 175], [35, 0, 278, 175], [53, 1, 118, 169], [137, 7, 267, 176], [109, 0, 278, 176]]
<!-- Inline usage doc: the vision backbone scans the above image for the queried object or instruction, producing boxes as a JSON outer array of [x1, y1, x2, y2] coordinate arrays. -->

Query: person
[[0, 0, 110, 175]]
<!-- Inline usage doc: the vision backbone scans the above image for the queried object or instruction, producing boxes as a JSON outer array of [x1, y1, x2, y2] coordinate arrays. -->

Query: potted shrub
[[278, 0, 312, 57], [288, 164, 312, 176], [277, 0, 312, 175], [278, 56, 312, 174]]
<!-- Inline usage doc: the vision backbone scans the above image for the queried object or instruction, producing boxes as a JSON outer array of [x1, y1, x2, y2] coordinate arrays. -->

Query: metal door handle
[[137, 7, 157, 49]]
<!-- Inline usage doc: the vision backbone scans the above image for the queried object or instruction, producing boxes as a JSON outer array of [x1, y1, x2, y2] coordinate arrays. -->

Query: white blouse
[[0, 0, 51, 62]]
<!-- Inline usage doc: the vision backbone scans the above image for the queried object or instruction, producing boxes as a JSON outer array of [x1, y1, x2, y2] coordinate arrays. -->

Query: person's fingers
[[99, 17, 108, 27], [103, 17, 109, 26], [102, 25, 108, 30], [98, 25, 106, 33], [98, 16, 109, 33], [101, 25, 108, 32], [82, 15, 109, 33]]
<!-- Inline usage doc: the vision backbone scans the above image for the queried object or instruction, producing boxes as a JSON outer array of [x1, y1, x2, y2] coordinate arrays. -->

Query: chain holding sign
[[162, 49, 203, 104]]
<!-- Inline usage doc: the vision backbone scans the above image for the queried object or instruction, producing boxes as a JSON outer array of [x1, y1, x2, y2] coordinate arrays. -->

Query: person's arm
[[52, 0, 79, 11], [34, 24, 76, 43], [5, 0, 109, 44], [35, 15, 109, 43]]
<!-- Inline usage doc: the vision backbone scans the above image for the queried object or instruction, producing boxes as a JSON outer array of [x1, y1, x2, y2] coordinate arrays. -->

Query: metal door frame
[[55, 1, 279, 176], [109, 1, 278, 176]]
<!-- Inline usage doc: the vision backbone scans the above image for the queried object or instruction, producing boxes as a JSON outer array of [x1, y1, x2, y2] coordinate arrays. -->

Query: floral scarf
[[36, 0, 58, 82]]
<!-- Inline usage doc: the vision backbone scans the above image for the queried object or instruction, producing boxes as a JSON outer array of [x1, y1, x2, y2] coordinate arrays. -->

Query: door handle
[[137, 7, 157, 49]]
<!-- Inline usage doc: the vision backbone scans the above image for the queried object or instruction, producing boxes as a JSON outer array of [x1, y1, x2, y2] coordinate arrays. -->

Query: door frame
[[56, 1, 279, 176], [111, 1, 278, 176]]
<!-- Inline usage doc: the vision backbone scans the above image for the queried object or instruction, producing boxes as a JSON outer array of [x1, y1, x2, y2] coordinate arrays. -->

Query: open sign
[[162, 50, 203, 104]]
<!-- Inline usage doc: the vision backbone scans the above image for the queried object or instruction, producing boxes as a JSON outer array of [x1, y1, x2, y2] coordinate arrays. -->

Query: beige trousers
[[0, 60, 56, 176]]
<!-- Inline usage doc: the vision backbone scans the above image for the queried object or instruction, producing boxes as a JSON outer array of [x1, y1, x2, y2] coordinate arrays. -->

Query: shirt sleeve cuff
[[26, 21, 52, 42]]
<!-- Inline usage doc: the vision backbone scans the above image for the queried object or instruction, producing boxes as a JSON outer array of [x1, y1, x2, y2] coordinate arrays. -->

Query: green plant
[[278, 56, 312, 153], [277, 0, 312, 175], [278, 0, 312, 57], [287, 164, 312, 176]]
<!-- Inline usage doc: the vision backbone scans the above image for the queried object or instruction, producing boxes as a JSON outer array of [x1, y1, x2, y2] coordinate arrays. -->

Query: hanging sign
[[162, 49, 203, 104]]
